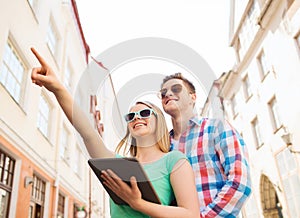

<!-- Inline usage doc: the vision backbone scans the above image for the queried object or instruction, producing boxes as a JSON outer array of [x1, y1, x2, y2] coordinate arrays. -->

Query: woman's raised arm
[[31, 47, 113, 158]]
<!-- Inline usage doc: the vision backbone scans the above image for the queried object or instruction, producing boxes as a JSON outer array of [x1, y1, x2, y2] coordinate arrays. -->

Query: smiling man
[[160, 73, 252, 217]]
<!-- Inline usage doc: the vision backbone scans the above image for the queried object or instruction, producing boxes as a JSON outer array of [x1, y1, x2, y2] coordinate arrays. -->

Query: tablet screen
[[88, 157, 161, 205]]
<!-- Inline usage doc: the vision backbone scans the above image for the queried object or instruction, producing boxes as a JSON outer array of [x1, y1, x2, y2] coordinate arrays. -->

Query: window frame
[[64, 61, 73, 93], [73, 145, 81, 176], [60, 124, 70, 162], [257, 50, 272, 81], [30, 173, 46, 218], [251, 116, 264, 149], [268, 96, 282, 133], [0, 40, 27, 107], [46, 17, 60, 59], [27, 0, 39, 20], [242, 74, 253, 101], [57, 192, 65, 218], [275, 149, 300, 217], [37, 93, 52, 139], [294, 30, 300, 57], [0, 149, 16, 218]]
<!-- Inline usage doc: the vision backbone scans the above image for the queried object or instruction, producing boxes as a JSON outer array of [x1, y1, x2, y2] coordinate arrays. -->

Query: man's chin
[[163, 105, 179, 116]]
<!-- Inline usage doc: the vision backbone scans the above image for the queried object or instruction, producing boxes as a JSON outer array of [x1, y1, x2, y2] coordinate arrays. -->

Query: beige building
[[0, 0, 108, 217], [202, 0, 300, 217]]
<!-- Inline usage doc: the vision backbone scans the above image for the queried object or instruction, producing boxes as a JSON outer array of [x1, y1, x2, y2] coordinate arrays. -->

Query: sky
[[76, 0, 235, 108]]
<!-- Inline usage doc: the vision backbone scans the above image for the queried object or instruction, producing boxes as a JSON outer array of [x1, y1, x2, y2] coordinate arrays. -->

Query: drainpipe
[[70, 0, 90, 63]]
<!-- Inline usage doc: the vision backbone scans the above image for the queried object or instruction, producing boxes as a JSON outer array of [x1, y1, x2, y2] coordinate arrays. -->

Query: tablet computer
[[88, 157, 161, 205]]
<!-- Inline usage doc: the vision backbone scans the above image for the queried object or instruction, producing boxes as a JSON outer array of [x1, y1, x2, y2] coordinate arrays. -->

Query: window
[[295, 32, 300, 53], [73, 146, 81, 175], [0, 41, 26, 104], [231, 94, 238, 117], [242, 74, 253, 100], [46, 19, 59, 56], [73, 203, 79, 217], [251, 117, 263, 148], [0, 149, 15, 218], [37, 94, 51, 138], [268, 96, 282, 132], [231, 92, 242, 118], [237, 1, 260, 59], [276, 149, 300, 217], [27, 0, 39, 14], [64, 63, 73, 92], [73, 204, 78, 217], [29, 174, 46, 218], [57, 193, 65, 218], [60, 125, 70, 161], [257, 50, 272, 79], [247, 0, 259, 22], [287, 0, 295, 9], [236, 37, 241, 63]]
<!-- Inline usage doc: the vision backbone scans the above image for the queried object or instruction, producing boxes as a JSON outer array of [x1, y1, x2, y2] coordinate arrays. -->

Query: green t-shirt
[[109, 150, 187, 218]]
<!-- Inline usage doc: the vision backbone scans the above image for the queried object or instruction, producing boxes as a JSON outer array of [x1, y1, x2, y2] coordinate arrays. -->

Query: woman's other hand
[[101, 169, 143, 209]]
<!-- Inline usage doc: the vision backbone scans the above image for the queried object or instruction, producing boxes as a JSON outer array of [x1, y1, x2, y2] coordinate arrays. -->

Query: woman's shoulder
[[164, 151, 187, 172], [166, 150, 186, 159]]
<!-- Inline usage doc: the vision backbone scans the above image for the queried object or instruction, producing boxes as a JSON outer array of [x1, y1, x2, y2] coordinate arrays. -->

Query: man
[[160, 73, 251, 217]]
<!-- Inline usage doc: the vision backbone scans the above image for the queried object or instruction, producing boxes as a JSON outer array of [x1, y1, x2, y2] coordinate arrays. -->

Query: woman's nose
[[133, 114, 141, 120]]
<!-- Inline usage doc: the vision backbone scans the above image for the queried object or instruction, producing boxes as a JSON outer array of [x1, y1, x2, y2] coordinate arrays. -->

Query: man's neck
[[171, 110, 195, 140]]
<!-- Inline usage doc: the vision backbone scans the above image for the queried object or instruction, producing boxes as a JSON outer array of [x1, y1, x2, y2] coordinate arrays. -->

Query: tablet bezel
[[88, 157, 161, 205]]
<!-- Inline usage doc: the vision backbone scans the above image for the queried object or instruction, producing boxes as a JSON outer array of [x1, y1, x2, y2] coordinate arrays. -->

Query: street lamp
[[281, 130, 300, 154], [76, 207, 87, 218]]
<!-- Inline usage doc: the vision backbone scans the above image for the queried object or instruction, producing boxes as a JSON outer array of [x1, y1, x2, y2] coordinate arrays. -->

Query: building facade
[[202, 0, 300, 217], [0, 0, 107, 217]]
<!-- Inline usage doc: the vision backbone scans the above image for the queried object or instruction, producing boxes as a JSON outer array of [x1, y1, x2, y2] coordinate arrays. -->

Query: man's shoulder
[[190, 116, 225, 127]]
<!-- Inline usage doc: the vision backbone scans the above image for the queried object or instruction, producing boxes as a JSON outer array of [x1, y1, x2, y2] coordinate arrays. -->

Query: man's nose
[[165, 88, 174, 97]]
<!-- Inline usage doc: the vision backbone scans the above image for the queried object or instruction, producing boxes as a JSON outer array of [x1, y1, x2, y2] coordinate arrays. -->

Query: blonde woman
[[31, 48, 199, 218]]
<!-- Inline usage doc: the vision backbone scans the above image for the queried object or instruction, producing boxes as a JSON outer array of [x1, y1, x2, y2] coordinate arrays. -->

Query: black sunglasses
[[159, 84, 183, 99], [124, 108, 157, 123]]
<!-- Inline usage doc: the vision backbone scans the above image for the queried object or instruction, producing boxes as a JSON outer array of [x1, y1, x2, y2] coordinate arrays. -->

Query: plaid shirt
[[170, 116, 251, 218]]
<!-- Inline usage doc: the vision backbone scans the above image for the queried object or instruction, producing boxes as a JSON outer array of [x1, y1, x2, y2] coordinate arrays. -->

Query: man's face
[[160, 79, 196, 116]]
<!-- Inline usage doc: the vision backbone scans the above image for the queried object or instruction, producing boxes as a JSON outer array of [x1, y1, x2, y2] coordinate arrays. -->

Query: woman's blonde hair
[[115, 101, 170, 156]]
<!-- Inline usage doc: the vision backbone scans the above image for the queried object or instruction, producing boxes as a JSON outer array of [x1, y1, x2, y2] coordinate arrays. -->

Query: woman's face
[[126, 104, 157, 139]]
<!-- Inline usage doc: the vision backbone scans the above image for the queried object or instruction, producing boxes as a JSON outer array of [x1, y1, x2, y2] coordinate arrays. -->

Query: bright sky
[[76, 0, 235, 109]]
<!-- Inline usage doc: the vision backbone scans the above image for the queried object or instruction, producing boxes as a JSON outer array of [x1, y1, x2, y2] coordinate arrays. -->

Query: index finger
[[30, 47, 48, 66]]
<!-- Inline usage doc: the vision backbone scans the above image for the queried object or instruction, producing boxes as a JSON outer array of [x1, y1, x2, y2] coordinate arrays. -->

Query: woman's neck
[[135, 145, 165, 163]]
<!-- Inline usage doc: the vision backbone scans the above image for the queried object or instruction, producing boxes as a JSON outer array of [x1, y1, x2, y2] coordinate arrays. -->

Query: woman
[[30, 47, 199, 218]]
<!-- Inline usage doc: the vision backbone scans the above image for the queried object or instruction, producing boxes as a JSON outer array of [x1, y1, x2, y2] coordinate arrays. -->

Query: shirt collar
[[169, 115, 203, 138], [189, 115, 202, 126]]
